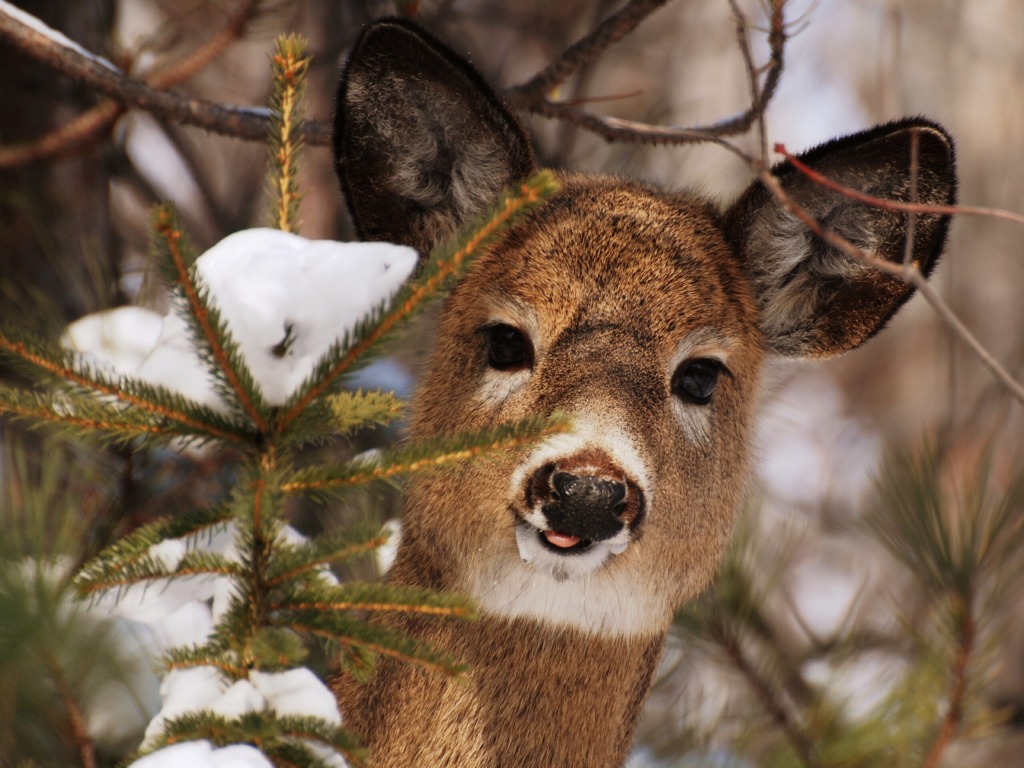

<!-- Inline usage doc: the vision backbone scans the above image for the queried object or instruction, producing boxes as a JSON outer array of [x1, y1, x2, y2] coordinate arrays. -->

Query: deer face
[[402, 177, 764, 633], [334, 20, 956, 638]]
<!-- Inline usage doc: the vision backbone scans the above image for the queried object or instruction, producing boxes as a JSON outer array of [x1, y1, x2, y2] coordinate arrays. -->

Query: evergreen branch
[[265, 529, 391, 586], [868, 444, 1024, 599], [163, 651, 247, 679], [326, 389, 405, 436], [268, 581, 477, 620], [41, 650, 98, 768], [281, 413, 570, 495], [76, 551, 240, 595], [153, 710, 363, 766], [249, 627, 309, 670], [73, 506, 233, 587], [708, 614, 821, 768], [271, 715, 366, 767], [0, 326, 250, 445], [274, 171, 560, 434], [262, 740, 354, 768], [153, 205, 271, 431], [267, 34, 309, 233], [921, 606, 975, 768], [275, 611, 466, 677], [0, 385, 167, 441]]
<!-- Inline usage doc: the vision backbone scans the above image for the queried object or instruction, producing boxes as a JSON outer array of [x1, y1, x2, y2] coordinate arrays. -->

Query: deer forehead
[[450, 175, 762, 353]]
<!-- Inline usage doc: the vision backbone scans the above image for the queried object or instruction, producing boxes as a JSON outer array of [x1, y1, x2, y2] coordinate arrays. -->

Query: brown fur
[[331, 19, 956, 767]]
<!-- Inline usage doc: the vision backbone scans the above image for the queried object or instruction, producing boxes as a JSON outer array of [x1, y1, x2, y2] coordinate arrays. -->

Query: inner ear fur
[[334, 19, 535, 255], [725, 119, 957, 358]]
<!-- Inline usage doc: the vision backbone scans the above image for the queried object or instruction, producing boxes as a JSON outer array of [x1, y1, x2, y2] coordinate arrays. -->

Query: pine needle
[[281, 413, 570, 496]]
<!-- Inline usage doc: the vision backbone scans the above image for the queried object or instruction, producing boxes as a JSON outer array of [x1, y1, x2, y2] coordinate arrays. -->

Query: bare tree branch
[[0, 0, 261, 168], [504, 0, 671, 104], [506, 0, 785, 148], [0, 3, 330, 150]]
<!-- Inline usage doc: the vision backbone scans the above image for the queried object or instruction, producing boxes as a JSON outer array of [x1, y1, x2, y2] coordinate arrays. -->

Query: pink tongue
[[544, 530, 582, 548]]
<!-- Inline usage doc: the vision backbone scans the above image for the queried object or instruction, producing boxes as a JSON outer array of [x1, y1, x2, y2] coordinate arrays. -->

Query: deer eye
[[671, 358, 726, 405], [484, 323, 533, 371]]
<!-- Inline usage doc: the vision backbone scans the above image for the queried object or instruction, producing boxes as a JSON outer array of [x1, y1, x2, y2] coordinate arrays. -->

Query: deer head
[[332, 18, 956, 766]]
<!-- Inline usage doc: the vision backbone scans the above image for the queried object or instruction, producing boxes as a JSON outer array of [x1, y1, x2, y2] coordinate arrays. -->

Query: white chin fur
[[514, 521, 630, 582]]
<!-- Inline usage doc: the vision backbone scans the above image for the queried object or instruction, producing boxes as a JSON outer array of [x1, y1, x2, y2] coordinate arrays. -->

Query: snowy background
[[2, 0, 1023, 765]]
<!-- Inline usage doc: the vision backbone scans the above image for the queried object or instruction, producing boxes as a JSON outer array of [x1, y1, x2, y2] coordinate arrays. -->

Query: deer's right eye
[[484, 323, 533, 371]]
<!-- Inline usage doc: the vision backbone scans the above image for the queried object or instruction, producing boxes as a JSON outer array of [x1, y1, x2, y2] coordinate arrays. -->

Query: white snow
[[64, 228, 417, 413], [129, 741, 273, 768], [139, 667, 346, 763], [249, 668, 343, 725], [64, 307, 164, 376]]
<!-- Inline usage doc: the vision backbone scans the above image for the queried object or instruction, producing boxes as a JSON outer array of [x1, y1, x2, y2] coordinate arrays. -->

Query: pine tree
[[662, 440, 1024, 768], [0, 34, 561, 767]]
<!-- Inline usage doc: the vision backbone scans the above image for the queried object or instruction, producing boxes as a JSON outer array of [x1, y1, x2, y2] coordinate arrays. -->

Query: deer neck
[[334, 536, 666, 768]]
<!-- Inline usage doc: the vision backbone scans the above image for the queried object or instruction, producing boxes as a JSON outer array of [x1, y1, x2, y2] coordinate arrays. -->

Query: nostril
[[611, 496, 628, 519], [551, 471, 576, 500], [528, 463, 557, 509]]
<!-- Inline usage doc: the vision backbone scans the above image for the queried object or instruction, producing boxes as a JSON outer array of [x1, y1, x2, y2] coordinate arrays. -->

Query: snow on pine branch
[[64, 228, 417, 412]]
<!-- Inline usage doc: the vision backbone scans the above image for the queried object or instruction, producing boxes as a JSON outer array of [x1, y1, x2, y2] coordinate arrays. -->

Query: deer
[[329, 18, 957, 768]]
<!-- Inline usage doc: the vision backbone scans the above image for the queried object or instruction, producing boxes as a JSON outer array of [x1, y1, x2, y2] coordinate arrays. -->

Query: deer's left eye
[[484, 324, 533, 372], [671, 358, 727, 405]]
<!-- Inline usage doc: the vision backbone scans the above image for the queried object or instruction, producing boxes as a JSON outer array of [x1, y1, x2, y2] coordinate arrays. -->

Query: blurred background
[[1, 0, 1022, 765]]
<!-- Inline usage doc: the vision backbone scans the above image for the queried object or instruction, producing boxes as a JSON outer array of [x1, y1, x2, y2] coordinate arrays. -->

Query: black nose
[[540, 470, 629, 542]]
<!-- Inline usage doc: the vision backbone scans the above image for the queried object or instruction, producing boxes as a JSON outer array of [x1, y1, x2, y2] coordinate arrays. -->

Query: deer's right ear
[[333, 19, 536, 255], [724, 120, 956, 359]]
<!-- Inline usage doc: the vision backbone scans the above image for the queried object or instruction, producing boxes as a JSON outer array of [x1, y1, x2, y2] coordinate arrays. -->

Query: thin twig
[[508, 0, 785, 148], [504, 0, 671, 103], [775, 143, 1024, 226], [902, 130, 920, 269]]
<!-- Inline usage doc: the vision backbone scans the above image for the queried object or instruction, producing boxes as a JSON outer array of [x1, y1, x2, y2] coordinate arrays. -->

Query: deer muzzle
[[524, 457, 646, 555]]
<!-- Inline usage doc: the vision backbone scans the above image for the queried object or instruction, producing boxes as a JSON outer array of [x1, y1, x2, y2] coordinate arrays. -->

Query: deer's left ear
[[724, 119, 957, 358]]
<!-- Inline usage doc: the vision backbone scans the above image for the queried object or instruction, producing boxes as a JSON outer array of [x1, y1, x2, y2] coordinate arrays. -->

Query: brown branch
[[0, 0, 263, 168], [0, 1, 784, 153], [507, 0, 785, 148], [0, 5, 331, 149], [504, 0, 671, 104], [0, 101, 122, 167]]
